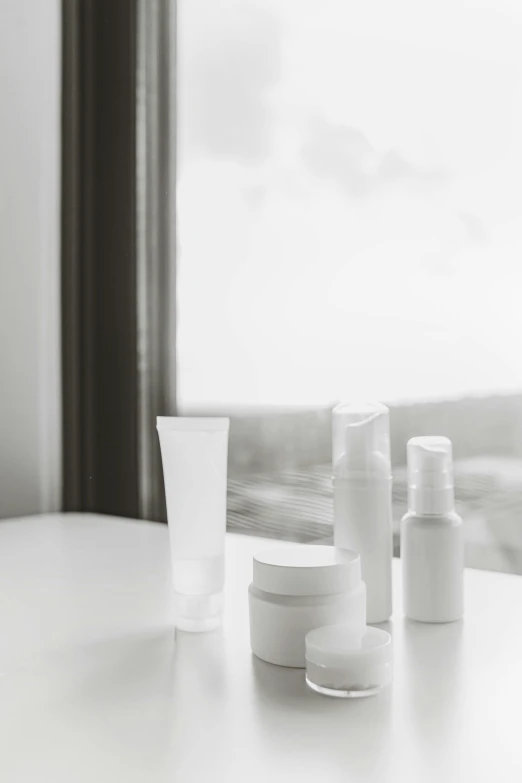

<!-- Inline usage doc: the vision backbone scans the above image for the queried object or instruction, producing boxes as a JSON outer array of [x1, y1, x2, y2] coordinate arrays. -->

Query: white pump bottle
[[401, 436, 464, 623], [332, 403, 393, 624]]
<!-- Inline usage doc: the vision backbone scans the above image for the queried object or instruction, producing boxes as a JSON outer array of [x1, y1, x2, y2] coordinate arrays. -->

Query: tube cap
[[332, 402, 391, 478], [407, 436, 455, 515], [305, 625, 392, 698], [174, 592, 223, 632], [253, 545, 362, 596]]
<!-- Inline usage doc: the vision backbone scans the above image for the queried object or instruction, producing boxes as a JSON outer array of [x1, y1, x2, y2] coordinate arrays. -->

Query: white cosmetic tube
[[157, 416, 230, 631]]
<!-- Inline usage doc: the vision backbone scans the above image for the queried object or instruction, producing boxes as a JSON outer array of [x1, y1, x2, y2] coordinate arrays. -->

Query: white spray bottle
[[401, 436, 464, 623], [332, 403, 393, 624]]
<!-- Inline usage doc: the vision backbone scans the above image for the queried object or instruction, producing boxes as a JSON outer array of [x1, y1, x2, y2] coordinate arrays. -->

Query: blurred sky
[[178, 0, 522, 407]]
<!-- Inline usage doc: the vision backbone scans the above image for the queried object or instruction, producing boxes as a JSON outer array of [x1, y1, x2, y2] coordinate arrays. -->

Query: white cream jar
[[248, 545, 366, 668]]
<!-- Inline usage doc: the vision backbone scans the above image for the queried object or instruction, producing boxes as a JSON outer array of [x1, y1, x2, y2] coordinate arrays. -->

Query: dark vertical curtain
[[61, 0, 175, 520], [136, 0, 176, 521]]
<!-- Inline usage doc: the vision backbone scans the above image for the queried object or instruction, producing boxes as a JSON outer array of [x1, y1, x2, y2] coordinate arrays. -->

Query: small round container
[[305, 625, 392, 698], [248, 545, 366, 668]]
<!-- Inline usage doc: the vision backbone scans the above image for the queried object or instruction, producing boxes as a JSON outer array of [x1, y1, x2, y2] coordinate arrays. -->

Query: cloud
[[300, 120, 449, 196], [182, 3, 282, 163], [457, 211, 489, 244]]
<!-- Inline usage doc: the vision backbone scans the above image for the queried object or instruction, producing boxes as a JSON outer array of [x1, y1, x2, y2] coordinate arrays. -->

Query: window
[[177, 0, 522, 573]]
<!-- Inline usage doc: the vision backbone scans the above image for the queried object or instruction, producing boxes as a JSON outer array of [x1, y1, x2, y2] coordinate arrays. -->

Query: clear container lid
[[332, 402, 391, 478], [305, 625, 393, 697], [252, 545, 362, 596]]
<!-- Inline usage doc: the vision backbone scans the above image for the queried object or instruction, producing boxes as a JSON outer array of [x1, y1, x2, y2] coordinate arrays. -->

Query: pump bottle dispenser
[[332, 403, 393, 624], [401, 436, 464, 623]]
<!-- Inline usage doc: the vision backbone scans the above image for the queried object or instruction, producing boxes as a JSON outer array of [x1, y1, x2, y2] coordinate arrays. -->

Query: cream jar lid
[[253, 545, 361, 596]]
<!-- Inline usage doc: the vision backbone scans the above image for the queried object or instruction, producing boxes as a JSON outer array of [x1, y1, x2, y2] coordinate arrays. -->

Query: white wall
[[0, 1, 61, 518]]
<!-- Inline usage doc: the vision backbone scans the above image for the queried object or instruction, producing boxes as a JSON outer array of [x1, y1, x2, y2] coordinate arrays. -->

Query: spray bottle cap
[[407, 436, 455, 515], [332, 402, 391, 479]]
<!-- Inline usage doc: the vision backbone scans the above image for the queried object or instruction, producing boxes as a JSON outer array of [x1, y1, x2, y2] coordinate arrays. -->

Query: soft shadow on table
[[401, 617, 464, 771], [171, 627, 229, 699], [165, 629, 241, 777], [250, 652, 393, 780], [9, 626, 178, 708], [2, 627, 178, 780], [67, 627, 177, 701]]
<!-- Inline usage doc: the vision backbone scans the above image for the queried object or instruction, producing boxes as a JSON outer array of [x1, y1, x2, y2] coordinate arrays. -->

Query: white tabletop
[[1, 513, 521, 782]]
